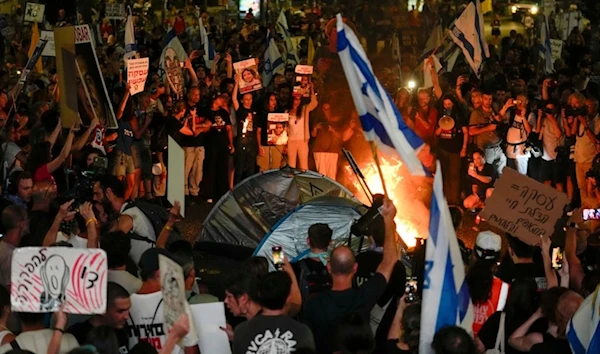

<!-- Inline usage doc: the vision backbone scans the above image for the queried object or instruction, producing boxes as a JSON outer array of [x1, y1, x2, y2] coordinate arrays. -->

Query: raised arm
[[46, 126, 76, 174], [232, 75, 240, 111], [376, 198, 399, 282]]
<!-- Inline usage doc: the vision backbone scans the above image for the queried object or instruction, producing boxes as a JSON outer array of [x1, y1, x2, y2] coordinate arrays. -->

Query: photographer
[[573, 94, 600, 207]]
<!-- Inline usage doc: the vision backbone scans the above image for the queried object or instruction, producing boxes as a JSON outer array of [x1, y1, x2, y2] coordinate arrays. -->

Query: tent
[[198, 168, 356, 250], [252, 196, 369, 267]]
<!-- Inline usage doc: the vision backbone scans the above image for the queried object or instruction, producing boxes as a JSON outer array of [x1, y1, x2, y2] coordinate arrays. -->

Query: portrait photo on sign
[[24, 2, 45, 23], [234, 58, 262, 94], [267, 113, 289, 146], [163, 47, 185, 98], [294, 75, 311, 98]]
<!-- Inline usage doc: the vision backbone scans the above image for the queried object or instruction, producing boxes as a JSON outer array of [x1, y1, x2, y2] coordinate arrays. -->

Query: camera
[[586, 153, 600, 183], [566, 106, 587, 117]]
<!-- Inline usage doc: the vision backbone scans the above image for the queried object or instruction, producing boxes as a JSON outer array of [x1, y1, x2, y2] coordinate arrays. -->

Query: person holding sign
[[256, 93, 285, 171], [286, 81, 318, 170], [232, 76, 259, 184]]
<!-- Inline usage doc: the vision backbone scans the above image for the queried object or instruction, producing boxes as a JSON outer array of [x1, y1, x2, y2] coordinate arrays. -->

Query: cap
[[475, 231, 501, 260]]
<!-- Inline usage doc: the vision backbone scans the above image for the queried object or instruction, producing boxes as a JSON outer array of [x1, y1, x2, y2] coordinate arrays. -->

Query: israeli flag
[[567, 285, 600, 354], [448, 0, 489, 75], [419, 160, 474, 354], [277, 10, 299, 65], [335, 14, 427, 177], [199, 17, 215, 69], [124, 9, 137, 61], [540, 15, 554, 74], [262, 31, 285, 86]]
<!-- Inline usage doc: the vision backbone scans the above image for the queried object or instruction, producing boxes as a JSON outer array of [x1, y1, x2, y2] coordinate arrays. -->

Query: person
[[463, 149, 496, 210], [574, 95, 600, 207], [18, 180, 56, 247], [0, 171, 32, 214], [0, 285, 14, 345], [387, 299, 421, 354], [496, 234, 547, 291], [100, 231, 142, 295], [505, 95, 535, 175], [303, 198, 398, 353], [409, 89, 438, 146], [26, 126, 75, 184], [1, 121, 27, 176], [334, 312, 375, 354], [293, 223, 333, 301], [0, 205, 28, 288], [287, 84, 318, 170], [431, 326, 477, 354], [67, 282, 131, 353], [312, 102, 343, 180], [469, 91, 508, 176], [232, 271, 315, 354], [256, 93, 284, 171], [232, 78, 259, 183]]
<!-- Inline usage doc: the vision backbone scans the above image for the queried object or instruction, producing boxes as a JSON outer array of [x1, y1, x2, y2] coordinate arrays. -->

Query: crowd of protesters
[[0, 0, 598, 354]]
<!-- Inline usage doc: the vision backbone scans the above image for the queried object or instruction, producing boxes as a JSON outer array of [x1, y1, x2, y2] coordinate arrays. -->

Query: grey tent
[[198, 168, 356, 249]]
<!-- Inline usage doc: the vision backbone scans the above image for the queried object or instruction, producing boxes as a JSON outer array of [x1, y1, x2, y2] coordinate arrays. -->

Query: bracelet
[[53, 327, 65, 333], [165, 224, 173, 231], [86, 218, 98, 226]]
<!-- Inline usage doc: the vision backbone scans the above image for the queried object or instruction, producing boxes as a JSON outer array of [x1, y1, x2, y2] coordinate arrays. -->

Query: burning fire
[[348, 155, 430, 248]]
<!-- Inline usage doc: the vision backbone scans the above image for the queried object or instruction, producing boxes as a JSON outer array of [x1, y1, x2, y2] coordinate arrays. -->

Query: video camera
[[565, 105, 587, 118], [65, 156, 109, 202]]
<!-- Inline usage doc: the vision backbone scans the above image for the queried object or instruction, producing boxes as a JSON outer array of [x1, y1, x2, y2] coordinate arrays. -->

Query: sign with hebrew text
[[159, 254, 186, 331], [11, 247, 107, 314], [480, 168, 569, 245]]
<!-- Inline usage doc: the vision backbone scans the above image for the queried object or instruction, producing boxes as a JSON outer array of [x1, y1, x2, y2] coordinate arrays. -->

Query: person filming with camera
[[572, 94, 600, 207]]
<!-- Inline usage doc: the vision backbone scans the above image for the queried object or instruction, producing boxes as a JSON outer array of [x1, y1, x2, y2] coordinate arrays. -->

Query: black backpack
[[297, 259, 332, 300], [123, 200, 181, 247]]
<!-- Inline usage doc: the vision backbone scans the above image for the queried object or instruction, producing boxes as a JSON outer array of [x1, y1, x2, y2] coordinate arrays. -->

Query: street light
[[407, 80, 416, 89], [530, 6, 539, 15]]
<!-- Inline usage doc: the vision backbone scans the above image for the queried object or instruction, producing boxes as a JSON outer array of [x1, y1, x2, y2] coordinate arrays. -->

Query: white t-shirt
[[541, 117, 563, 161], [506, 112, 536, 159], [120, 203, 157, 264], [56, 232, 88, 248], [288, 114, 305, 140], [574, 114, 600, 164], [127, 291, 199, 354], [0, 329, 79, 354]]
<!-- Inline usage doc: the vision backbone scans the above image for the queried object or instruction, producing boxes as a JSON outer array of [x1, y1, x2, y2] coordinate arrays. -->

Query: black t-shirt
[[303, 272, 388, 354], [530, 336, 571, 354], [385, 340, 411, 354], [478, 312, 548, 354], [236, 106, 257, 141], [20, 210, 52, 247], [471, 163, 496, 197], [68, 320, 129, 353], [256, 110, 273, 146], [437, 110, 467, 153], [496, 255, 547, 291], [206, 108, 231, 149]]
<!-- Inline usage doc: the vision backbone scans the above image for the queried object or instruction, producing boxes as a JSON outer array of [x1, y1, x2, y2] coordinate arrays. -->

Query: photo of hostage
[[268, 122, 288, 146]]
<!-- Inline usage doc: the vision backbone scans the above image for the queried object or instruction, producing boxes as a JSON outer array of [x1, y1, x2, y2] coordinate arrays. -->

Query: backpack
[[297, 259, 332, 300], [123, 200, 181, 247]]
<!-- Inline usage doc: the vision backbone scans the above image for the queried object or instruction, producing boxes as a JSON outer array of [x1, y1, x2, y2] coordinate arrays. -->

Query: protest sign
[[127, 58, 149, 95], [267, 113, 289, 146], [24, 2, 45, 23], [160, 35, 188, 99], [234, 58, 263, 94], [159, 254, 186, 331], [41, 30, 55, 56], [55, 26, 79, 128], [74, 24, 117, 129], [167, 136, 185, 217], [19, 38, 47, 85], [11, 247, 107, 314], [190, 303, 232, 354], [295, 65, 313, 75], [480, 168, 569, 245], [550, 39, 563, 63], [105, 3, 125, 20]]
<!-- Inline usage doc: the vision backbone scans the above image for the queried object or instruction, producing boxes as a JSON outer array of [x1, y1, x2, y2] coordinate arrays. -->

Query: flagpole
[[370, 142, 389, 198]]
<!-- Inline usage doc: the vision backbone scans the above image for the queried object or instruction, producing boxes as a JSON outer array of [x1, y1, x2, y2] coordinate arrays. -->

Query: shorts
[[111, 150, 135, 177], [541, 159, 563, 184], [132, 143, 153, 179]]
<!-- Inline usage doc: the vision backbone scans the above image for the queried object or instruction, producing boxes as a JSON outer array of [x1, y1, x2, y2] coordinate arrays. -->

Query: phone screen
[[272, 246, 284, 269], [405, 277, 418, 303], [582, 208, 600, 220], [552, 247, 563, 270]]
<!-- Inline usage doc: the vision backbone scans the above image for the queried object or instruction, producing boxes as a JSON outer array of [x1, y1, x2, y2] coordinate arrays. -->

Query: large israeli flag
[[540, 15, 554, 74], [335, 15, 427, 176], [263, 31, 285, 86], [419, 160, 474, 354], [277, 10, 299, 65], [199, 17, 215, 69], [124, 9, 137, 61], [567, 285, 600, 354], [448, 0, 489, 75]]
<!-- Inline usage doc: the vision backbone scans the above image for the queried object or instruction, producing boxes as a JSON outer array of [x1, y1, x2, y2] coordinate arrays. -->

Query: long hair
[[465, 259, 495, 305], [26, 141, 52, 175], [504, 278, 539, 323]]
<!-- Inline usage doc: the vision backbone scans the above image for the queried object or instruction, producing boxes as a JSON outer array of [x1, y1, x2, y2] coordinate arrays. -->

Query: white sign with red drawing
[[11, 247, 108, 314], [127, 58, 150, 95], [295, 65, 313, 75]]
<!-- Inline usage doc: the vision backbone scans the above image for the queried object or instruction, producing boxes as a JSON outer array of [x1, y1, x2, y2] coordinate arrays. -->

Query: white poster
[[127, 58, 149, 95], [11, 247, 108, 314], [550, 39, 563, 63], [24, 2, 45, 23], [190, 303, 232, 354], [267, 113, 289, 146], [168, 136, 185, 217], [295, 65, 313, 75], [159, 254, 186, 331], [234, 58, 263, 94], [105, 3, 125, 20], [40, 30, 55, 57]]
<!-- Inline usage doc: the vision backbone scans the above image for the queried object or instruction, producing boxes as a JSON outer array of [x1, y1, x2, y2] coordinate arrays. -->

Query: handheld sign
[[40, 30, 55, 57], [234, 58, 263, 94], [167, 136, 185, 217], [11, 247, 108, 314], [127, 58, 149, 95], [190, 303, 232, 354], [480, 168, 569, 245], [19, 39, 48, 85], [295, 65, 313, 75], [267, 113, 289, 146], [159, 254, 186, 331], [24, 2, 45, 23], [105, 3, 125, 20]]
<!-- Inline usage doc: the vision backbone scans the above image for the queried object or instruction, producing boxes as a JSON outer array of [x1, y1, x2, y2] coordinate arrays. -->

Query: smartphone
[[469, 162, 475, 171], [551, 247, 563, 270], [405, 277, 418, 303], [272, 246, 284, 269], [513, 100, 521, 105], [582, 208, 600, 220]]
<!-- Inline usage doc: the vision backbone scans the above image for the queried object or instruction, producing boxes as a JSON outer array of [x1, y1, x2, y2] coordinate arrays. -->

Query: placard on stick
[[127, 58, 149, 95], [167, 136, 185, 217], [159, 254, 186, 331], [480, 168, 569, 245], [11, 247, 108, 314]]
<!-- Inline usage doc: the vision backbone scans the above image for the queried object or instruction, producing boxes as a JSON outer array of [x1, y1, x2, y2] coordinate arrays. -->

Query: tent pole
[[342, 148, 374, 204]]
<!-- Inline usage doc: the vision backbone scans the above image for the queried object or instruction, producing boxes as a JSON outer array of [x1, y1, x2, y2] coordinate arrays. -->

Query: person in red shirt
[[409, 88, 438, 146], [172, 11, 186, 36]]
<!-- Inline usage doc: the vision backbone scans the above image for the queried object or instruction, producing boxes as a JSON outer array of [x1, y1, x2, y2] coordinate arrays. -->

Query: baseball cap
[[475, 231, 501, 260]]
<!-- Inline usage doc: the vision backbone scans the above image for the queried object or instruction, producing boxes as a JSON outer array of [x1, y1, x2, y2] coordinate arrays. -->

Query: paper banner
[[168, 136, 185, 217], [295, 65, 313, 75], [105, 3, 125, 20], [234, 58, 263, 94], [40, 30, 55, 57], [267, 113, 289, 146], [127, 58, 149, 95], [11, 247, 107, 314], [190, 303, 232, 354], [159, 254, 186, 332], [24, 2, 45, 23], [480, 168, 569, 245]]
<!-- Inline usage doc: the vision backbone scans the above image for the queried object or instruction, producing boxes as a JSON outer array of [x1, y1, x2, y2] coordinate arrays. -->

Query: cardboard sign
[[234, 58, 263, 94], [41, 30, 55, 57], [267, 113, 289, 146], [295, 65, 313, 75], [127, 58, 149, 95], [190, 303, 232, 354], [480, 168, 569, 245], [105, 3, 125, 20], [11, 247, 107, 314], [55, 26, 79, 129], [24, 2, 45, 23], [19, 39, 47, 85], [167, 136, 185, 217], [159, 254, 186, 331]]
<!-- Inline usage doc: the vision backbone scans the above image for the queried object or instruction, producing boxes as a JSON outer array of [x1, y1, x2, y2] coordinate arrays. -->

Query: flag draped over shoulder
[[567, 285, 600, 354], [277, 11, 299, 65], [419, 160, 474, 354], [124, 10, 137, 61], [199, 17, 215, 69], [335, 14, 427, 177], [448, 0, 489, 75], [28, 22, 43, 74], [540, 15, 554, 74], [262, 31, 285, 86]]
